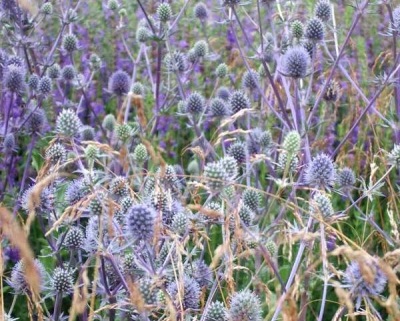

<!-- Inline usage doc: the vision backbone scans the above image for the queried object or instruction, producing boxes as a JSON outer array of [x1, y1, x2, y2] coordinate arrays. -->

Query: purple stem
[[4, 93, 14, 136]]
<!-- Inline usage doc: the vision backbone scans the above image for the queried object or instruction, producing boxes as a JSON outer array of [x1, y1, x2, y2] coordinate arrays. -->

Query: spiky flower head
[[21, 185, 55, 215], [315, 0, 331, 22], [190, 259, 212, 287], [219, 156, 238, 181], [28, 74, 39, 90], [65, 179, 89, 205], [238, 205, 254, 227], [291, 20, 304, 39], [157, 2, 172, 22], [116, 123, 135, 142], [210, 98, 229, 117], [56, 109, 81, 137], [388, 144, 400, 167], [282, 130, 301, 154], [52, 267, 74, 293], [133, 143, 148, 163], [337, 167, 356, 190], [282, 46, 310, 78], [311, 193, 334, 217], [61, 65, 76, 81], [7, 55, 24, 68], [302, 41, 315, 58], [62, 33, 78, 52], [260, 130, 272, 151], [109, 70, 130, 96], [305, 18, 325, 42], [10, 259, 46, 294], [304, 153, 336, 188], [88, 192, 105, 216], [216, 86, 231, 101], [278, 152, 299, 174], [228, 141, 247, 164], [85, 144, 99, 161], [187, 48, 198, 63], [126, 204, 156, 241], [38, 76, 52, 96], [165, 51, 187, 72], [344, 258, 387, 308], [102, 114, 116, 132], [185, 92, 205, 114], [265, 239, 278, 257], [205, 301, 227, 321], [64, 227, 84, 249], [80, 125, 95, 141], [89, 53, 102, 71], [26, 108, 47, 135], [47, 64, 61, 79], [41, 2, 53, 15], [171, 212, 189, 235], [132, 82, 145, 96], [324, 80, 339, 101], [136, 26, 151, 42], [194, 2, 208, 20], [229, 90, 250, 114], [109, 176, 130, 198], [216, 63, 228, 78], [243, 189, 261, 212], [5, 65, 25, 93], [228, 290, 262, 321], [46, 142, 67, 165], [107, 0, 119, 10], [139, 277, 158, 305], [193, 40, 209, 58], [242, 69, 259, 91], [167, 275, 201, 310], [204, 161, 227, 191]]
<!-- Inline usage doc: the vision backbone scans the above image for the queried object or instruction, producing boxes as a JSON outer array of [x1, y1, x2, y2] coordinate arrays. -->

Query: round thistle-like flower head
[[132, 82, 145, 96], [165, 51, 187, 72], [41, 2, 53, 15], [139, 277, 158, 305], [109, 70, 130, 96], [28, 74, 39, 90], [187, 48, 198, 63], [38, 76, 52, 96], [26, 108, 47, 135], [64, 227, 84, 249], [80, 125, 95, 141], [305, 18, 325, 42], [56, 109, 81, 137], [282, 130, 301, 154], [216, 63, 228, 78], [85, 144, 99, 161], [260, 130, 272, 151], [107, 0, 119, 10], [388, 144, 400, 167], [136, 26, 151, 43], [126, 204, 156, 241], [216, 86, 231, 101], [62, 33, 78, 53], [133, 143, 148, 163], [291, 20, 304, 39], [10, 259, 46, 294], [47, 64, 61, 79], [282, 46, 310, 78], [302, 41, 315, 58], [210, 98, 229, 117], [65, 179, 89, 205], [344, 258, 387, 308], [205, 301, 227, 321], [7, 55, 24, 68], [278, 152, 299, 173], [102, 114, 116, 132], [5, 65, 25, 93], [238, 205, 254, 227], [109, 176, 130, 198], [157, 3, 172, 22], [204, 161, 227, 191], [116, 123, 135, 142], [52, 267, 74, 293], [228, 141, 247, 164], [194, 2, 208, 20], [242, 69, 259, 91], [61, 65, 76, 81], [229, 90, 250, 114], [219, 156, 238, 181], [228, 290, 262, 321], [89, 53, 102, 71], [88, 192, 105, 216], [171, 212, 189, 235], [3, 133, 16, 152], [167, 275, 201, 310], [46, 142, 67, 165], [185, 92, 205, 114], [337, 167, 356, 190], [315, 0, 331, 22], [193, 40, 208, 58], [243, 188, 261, 212], [304, 153, 336, 188], [190, 259, 212, 287], [311, 192, 334, 217], [265, 239, 278, 257]]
